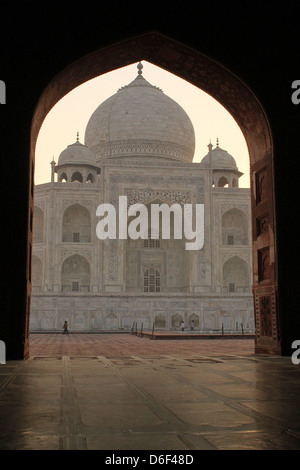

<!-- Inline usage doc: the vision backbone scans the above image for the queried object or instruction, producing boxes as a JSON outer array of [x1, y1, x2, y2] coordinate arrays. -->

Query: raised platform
[[30, 330, 255, 340], [30, 330, 130, 334], [137, 331, 255, 340]]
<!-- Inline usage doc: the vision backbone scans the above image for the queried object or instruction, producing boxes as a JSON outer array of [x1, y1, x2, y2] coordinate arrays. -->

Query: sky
[[34, 61, 250, 187]]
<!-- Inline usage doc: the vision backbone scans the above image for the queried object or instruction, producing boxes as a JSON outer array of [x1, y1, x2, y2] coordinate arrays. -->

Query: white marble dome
[[84, 63, 195, 162], [57, 139, 97, 167], [200, 144, 238, 170]]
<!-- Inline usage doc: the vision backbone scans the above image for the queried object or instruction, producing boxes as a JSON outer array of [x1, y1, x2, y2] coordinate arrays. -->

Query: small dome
[[57, 138, 97, 167], [200, 143, 238, 171], [84, 63, 195, 162]]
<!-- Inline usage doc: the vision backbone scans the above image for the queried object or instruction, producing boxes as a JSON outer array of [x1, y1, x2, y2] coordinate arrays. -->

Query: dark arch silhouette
[[10, 32, 283, 358]]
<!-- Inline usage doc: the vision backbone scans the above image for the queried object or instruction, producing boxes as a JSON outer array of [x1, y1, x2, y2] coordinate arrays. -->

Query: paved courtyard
[[1, 333, 300, 451], [29, 332, 255, 358]]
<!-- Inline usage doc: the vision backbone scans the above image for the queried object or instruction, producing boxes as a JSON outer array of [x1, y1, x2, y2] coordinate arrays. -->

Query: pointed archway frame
[[27, 32, 279, 356]]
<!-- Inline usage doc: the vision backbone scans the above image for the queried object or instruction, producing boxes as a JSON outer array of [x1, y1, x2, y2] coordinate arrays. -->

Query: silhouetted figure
[[63, 321, 69, 334]]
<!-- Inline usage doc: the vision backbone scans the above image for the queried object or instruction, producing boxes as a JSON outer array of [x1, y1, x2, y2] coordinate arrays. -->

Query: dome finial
[[137, 62, 143, 76], [76, 131, 79, 142], [216, 137, 219, 147]]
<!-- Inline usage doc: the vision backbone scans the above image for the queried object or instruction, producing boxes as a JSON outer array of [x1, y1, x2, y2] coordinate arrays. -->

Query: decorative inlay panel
[[254, 285, 279, 350], [125, 189, 191, 207], [102, 139, 193, 162]]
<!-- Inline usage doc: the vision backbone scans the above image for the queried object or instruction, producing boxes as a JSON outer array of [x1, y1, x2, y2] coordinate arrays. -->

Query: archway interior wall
[[28, 32, 279, 356]]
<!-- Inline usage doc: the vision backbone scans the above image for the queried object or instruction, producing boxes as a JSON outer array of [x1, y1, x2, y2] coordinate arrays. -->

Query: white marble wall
[[31, 160, 254, 333], [30, 293, 255, 332]]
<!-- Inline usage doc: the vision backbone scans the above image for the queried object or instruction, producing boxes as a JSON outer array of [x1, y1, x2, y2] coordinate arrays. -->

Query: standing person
[[181, 321, 185, 332], [190, 320, 194, 332], [63, 320, 69, 334]]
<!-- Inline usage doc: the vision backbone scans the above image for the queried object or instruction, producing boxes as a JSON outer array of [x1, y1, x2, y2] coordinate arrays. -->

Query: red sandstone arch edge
[[27, 32, 279, 357]]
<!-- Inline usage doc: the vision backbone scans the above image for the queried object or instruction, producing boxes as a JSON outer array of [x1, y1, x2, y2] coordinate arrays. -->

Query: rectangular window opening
[[72, 281, 79, 292], [228, 235, 234, 245]]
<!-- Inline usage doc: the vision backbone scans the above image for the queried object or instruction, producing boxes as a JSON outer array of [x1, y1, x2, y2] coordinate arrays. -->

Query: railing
[[131, 322, 249, 336], [131, 321, 138, 335], [131, 322, 155, 337]]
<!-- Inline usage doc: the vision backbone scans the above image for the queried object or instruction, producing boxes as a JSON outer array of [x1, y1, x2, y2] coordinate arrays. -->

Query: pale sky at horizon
[[34, 61, 250, 188]]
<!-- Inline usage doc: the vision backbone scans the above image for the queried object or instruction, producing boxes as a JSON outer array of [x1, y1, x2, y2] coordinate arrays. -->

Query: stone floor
[[1, 333, 300, 451]]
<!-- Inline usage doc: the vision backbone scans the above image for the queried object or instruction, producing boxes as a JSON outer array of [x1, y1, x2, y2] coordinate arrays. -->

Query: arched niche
[[62, 203, 91, 243], [60, 172, 68, 182], [32, 255, 43, 290], [61, 254, 90, 292], [71, 171, 83, 183], [86, 173, 94, 183], [223, 256, 250, 293], [222, 208, 248, 245], [33, 206, 44, 243], [218, 176, 229, 188]]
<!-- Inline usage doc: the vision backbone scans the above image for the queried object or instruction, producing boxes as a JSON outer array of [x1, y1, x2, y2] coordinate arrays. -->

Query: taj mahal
[[30, 63, 254, 333]]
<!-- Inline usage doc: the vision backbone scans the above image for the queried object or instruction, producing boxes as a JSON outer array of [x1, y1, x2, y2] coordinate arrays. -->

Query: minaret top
[[207, 139, 213, 152]]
